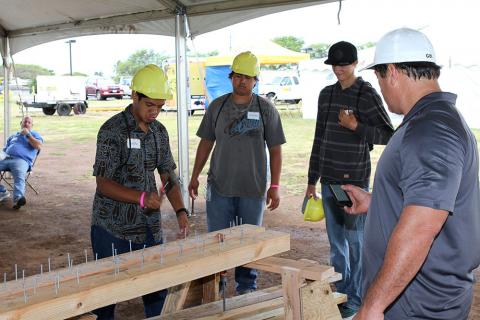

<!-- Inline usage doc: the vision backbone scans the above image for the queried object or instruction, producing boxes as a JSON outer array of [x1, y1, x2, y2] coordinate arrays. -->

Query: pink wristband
[[139, 192, 146, 208], [270, 184, 280, 189]]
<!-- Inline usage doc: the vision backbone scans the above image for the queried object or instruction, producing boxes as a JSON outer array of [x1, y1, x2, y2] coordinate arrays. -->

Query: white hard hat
[[364, 28, 436, 70]]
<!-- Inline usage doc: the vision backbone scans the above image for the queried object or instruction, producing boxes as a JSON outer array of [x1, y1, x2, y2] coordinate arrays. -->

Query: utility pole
[[65, 40, 76, 75]]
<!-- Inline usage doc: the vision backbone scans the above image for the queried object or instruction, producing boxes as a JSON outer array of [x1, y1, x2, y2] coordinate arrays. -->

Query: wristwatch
[[25, 132, 32, 138], [175, 207, 190, 217]]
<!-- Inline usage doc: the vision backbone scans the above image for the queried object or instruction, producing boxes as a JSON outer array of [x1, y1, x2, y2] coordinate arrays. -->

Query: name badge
[[127, 138, 141, 149], [247, 112, 260, 120]]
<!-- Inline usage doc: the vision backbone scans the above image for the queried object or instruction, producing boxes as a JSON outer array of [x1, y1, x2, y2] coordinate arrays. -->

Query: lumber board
[[195, 297, 284, 320], [244, 257, 336, 282], [0, 224, 264, 300], [300, 281, 342, 320], [202, 274, 220, 304], [161, 282, 191, 315], [281, 267, 302, 320], [0, 225, 289, 320], [331, 292, 347, 305], [152, 286, 283, 319]]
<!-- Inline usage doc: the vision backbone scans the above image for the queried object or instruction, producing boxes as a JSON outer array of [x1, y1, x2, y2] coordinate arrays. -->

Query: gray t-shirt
[[364, 92, 480, 319], [197, 93, 286, 197]]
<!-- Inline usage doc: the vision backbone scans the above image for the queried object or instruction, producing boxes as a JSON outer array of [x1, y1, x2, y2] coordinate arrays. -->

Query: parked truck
[[259, 71, 302, 104], [22, 76, 88, 116]]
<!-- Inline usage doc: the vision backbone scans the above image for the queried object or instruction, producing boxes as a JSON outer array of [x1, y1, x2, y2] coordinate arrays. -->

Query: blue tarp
[[205, 66, 258, 107]]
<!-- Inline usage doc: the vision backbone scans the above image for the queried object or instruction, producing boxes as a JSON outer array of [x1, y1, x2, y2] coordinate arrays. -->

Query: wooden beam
[[195, 298, 284, 320], [152, 286, 283, 319], [281, 267, 302, 320], [202, 274, 220, 304], [0, 224, 265, 300], [244, 257, 335, 281], [0, 226, 289, 320], [161, 282, 191, 315], [300, 281, 342, 320]]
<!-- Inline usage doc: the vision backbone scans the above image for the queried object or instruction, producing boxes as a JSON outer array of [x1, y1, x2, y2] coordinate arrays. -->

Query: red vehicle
[[85, 77, 123, 100]]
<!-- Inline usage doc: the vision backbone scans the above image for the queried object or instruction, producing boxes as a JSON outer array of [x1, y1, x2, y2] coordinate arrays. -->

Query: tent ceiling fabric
[[0, 0, 333, 55]]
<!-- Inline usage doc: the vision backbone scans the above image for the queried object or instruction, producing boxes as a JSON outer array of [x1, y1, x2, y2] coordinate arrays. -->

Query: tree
[[62, 71, 88, 76], [306, 43, 330, 59], [13, 64, 53, 82], [114, 49, 170, 81], [358, 42, 376, 50], [186, 48, 219, 57], [12, 64, 54, 93], [272, 36, 304, 52]]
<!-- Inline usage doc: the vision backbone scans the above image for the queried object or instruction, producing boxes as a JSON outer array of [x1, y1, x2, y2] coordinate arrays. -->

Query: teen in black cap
[[324, 41, 358, 66], [306, 39, 393, 318]]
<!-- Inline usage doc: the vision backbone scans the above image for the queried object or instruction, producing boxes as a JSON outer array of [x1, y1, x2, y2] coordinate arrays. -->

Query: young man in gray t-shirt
[[188, 51, 286, 294]]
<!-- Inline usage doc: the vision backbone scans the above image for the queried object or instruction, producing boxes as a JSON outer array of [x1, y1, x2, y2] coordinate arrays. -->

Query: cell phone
[[328, 184, 353, 207]]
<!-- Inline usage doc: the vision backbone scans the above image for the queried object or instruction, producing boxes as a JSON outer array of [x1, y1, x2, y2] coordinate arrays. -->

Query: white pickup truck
[[259, 73, 302, 104]]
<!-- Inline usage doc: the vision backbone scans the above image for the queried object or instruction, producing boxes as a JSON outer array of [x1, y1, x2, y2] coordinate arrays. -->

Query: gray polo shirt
[[197, 94, 286, 198], [364, 92, 480, 319]]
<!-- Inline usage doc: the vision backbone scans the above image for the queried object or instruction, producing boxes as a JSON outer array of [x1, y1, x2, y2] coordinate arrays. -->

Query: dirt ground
[[0, 130, 479, 319]]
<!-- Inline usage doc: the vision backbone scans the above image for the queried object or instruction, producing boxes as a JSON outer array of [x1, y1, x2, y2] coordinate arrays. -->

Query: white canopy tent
[[0, 0, 335, 205]]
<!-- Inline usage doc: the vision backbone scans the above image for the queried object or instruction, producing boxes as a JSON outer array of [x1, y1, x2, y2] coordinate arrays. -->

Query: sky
[[11, 0, 480, 77]]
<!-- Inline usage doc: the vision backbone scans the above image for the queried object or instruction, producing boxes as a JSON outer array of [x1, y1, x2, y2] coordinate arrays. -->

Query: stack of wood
[[154, 257, 345, 320]]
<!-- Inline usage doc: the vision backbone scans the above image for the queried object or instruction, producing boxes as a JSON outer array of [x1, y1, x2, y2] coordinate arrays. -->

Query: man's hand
[[266, 187, 280, 210], [143, 191, 164, 211], [305, 184, 318, 199], [342, 184, 371, 214], [188, 178, 199, 199], [338, 109, 358, 131], [21, 128, 30, 136], [176, 211, 190, 239]]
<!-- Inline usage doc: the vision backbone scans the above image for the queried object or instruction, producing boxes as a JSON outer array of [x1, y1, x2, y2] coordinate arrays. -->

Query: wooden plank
[[0, 224, 265, 300], [331, 292, 347, 306], [160, 282, 191, 315], [202, 274, 220, 304], [244, 257, 335, 282], [281, 267, 302, 320], [0, 226, 289, 320], [300, 281, 342, 320], [195, 298, 284, 320], [152, 286, 283, 320]]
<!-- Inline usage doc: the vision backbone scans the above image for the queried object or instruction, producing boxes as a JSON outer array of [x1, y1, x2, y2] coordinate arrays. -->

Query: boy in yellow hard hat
[[188, 51, 286, 294], [91, 64, 189, 319]]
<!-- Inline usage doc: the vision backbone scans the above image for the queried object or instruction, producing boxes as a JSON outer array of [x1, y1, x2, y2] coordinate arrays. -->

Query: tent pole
[[1, 36, 11, 145], [175, 13, 190, 210]]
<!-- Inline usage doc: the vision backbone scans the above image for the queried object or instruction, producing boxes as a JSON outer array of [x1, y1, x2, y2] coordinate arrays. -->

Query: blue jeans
[[0, 157, 29, 201], [321, 184, 367, 311], [206, 184, 265, 292], [90, 225, 167, 320]]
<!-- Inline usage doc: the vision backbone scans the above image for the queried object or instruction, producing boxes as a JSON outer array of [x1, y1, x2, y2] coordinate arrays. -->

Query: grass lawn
[[0, 97, 479, 197]]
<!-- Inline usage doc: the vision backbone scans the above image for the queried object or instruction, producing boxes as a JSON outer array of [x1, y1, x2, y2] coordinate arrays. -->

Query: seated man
[[0, 116, 43, 209]]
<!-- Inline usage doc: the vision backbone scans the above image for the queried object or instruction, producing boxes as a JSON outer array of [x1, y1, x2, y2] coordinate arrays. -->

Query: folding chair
[[0, 149, 41, 195]]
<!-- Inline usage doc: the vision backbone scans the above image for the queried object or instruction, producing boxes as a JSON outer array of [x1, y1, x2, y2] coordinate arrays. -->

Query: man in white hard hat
[[343, 28, 480, 319], [306, 41, 393, 319], [188, 51, 286, 294]]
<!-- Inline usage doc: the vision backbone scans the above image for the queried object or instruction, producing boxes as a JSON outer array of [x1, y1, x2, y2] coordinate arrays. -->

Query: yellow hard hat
[[304, 197, 325, 222], [231, 51, 260, 77], [131, 64, 172, 99]]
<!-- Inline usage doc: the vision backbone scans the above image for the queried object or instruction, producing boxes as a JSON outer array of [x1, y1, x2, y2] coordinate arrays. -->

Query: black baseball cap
[[324, 41, 358, 66]]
